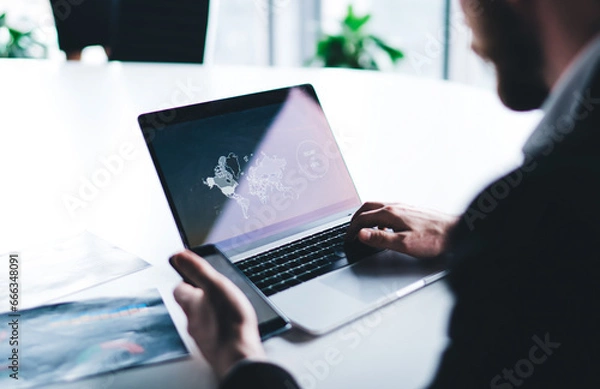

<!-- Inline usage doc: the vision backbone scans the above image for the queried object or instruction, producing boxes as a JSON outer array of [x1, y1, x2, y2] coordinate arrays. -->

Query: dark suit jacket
[[221, 46, 600, 389]]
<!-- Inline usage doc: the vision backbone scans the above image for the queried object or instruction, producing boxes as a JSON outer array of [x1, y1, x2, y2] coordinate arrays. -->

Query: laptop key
[[297, 271, 316, 282], [236, 261, 254, 271], [274, 257, 291, 265], [289, 267, 306, 276], [305, 262, 319, 271], [270, 281, 289, 293], [262, 286, 276, 296], [265, 273, 284, 284], [249, 274, 264, 283], [246, 263, 265, 273], [254, 279, 268, 289], [262, 268, 279, 278], [238, 222, 355, 295], [282, 278, 301, 288], [312, 265, 333, 278], [279, 269, 294, 278]]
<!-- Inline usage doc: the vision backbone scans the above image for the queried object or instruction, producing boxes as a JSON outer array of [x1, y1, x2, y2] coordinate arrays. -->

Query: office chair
[[109, 0, 210, 64], [50, 0, 112, 60]]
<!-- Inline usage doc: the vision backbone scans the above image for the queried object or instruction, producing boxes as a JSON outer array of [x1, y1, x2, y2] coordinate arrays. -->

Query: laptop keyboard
[[236, 223, 352, 296]]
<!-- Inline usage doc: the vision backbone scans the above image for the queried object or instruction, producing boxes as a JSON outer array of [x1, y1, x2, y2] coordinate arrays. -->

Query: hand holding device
[[171, 250, 266, 379]]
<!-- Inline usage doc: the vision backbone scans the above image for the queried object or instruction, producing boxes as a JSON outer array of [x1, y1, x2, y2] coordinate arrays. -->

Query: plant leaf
[[310, 6, 403, 70], [8, 28, 25, 42], [0, 13, 6, 27], [316, 37, 330, 57], [370, 35, 405, 62], [343, 5, 371, 32]]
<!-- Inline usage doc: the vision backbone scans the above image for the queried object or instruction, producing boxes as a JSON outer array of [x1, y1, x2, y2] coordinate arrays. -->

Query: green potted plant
[[0, 12, 47, 58], [311, 5, 404, 70]]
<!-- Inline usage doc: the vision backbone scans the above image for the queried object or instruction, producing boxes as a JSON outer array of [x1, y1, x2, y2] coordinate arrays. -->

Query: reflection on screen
[[150, 87, 360, 252]]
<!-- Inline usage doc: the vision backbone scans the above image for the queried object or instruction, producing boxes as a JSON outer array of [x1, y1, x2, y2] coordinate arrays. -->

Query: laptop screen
[[140, 85, 361, 254]]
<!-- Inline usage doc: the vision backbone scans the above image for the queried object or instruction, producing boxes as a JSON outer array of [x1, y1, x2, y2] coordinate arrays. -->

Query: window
[[0, 0, 495, 88], [447, 0, 496, 89], [319, 0, 446, 79]]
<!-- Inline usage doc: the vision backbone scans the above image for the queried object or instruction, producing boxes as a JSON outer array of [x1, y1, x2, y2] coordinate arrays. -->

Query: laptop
[[139, 84, 446, 335]]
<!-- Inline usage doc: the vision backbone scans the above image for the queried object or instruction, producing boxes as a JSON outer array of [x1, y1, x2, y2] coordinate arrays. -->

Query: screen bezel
[[188, 244, 291, 340], [139, 84, 361, 253]]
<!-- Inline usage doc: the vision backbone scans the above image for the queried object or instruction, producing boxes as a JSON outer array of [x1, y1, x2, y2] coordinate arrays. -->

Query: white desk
[[0, 60, 541, 389]]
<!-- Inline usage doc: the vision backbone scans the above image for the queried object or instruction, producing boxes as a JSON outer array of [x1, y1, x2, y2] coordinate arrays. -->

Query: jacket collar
[[522, 34, 600, 158]]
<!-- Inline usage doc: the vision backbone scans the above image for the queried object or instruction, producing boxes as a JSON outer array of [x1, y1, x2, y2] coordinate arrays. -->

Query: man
[[172, 0, 600, 387]]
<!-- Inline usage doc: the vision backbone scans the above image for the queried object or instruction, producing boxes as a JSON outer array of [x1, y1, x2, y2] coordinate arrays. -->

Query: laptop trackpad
[[320, 250, 445, 303], [272, 251, 446, 334]]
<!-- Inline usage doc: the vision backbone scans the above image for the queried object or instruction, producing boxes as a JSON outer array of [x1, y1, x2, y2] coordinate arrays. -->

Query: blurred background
[[0, 0, 495, 89]]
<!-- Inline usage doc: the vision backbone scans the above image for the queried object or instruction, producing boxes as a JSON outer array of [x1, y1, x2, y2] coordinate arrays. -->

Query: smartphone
[[170, 244, 291, 340]]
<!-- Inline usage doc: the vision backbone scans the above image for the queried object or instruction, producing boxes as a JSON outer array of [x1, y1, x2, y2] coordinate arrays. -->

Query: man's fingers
[[347, 206, 410, 240], [173, 282, 203, 317], [171, 250, 223, 292], [347, 203, 385, 239], [171, 250, 255, 321], [357, 228, 407, 252], [348, 202, 385, 231], [173, 282, 218, 342], [350, 202, 386, 223]]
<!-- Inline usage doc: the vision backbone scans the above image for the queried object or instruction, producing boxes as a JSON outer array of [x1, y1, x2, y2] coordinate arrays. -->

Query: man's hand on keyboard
[[171, 250, 266, 379], [346, 202, 458, 259]]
